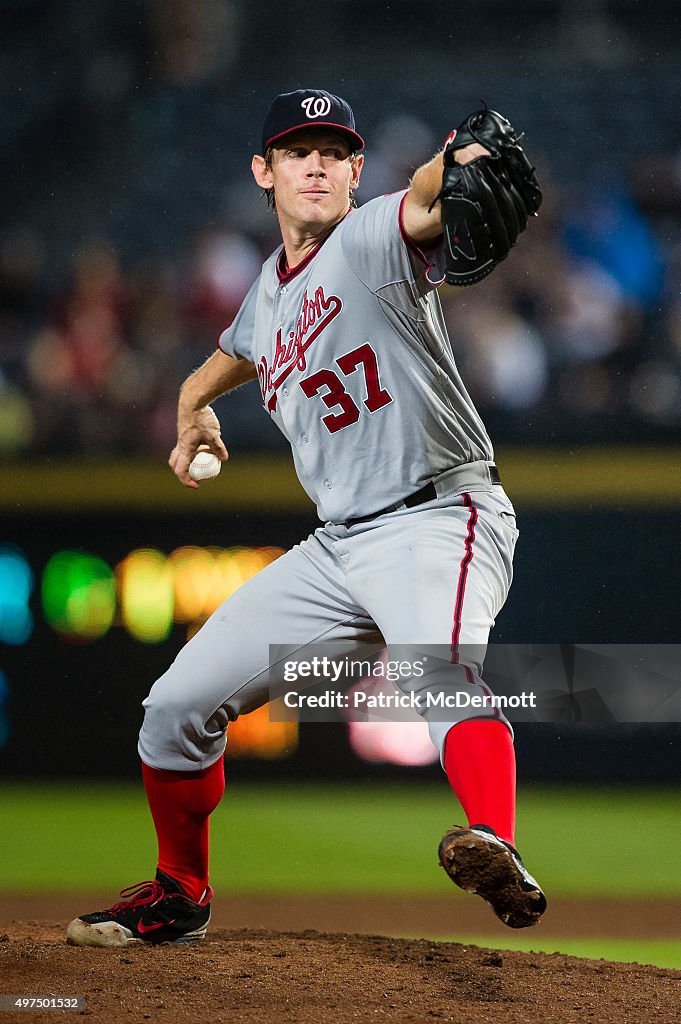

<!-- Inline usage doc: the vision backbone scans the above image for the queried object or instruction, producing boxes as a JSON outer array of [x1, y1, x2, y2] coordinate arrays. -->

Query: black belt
[[345, 464, 501, 528]]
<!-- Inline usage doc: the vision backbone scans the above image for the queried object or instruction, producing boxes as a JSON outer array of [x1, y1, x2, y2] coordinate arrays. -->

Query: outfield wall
[[0, 450, 679, 782]]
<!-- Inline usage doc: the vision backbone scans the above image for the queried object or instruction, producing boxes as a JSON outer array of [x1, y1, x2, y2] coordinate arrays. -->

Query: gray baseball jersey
[[218, 190, 493, 522], [139, 189, 518, 773]]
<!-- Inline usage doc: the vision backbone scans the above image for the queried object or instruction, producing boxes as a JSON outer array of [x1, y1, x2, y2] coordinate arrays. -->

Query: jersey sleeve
[[217, 273, 261, 361], [341, 190, 446, 295]]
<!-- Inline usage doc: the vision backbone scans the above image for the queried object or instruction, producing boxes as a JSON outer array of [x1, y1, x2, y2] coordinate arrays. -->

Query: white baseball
[[188, 450, 222, 482]]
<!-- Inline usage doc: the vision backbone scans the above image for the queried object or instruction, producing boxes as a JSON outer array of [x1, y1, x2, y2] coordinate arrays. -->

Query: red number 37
[[299, 343, 393, 434]]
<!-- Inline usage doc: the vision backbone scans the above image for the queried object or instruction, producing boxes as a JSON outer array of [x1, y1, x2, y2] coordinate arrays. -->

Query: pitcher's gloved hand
[[436, 108, 542, 286]]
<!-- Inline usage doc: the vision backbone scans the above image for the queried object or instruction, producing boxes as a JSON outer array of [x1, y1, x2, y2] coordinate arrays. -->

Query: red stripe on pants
[[451, 492, 478, 663]]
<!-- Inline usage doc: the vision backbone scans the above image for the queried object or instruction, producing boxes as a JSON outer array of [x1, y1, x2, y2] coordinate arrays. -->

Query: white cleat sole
[[66, 919, 140, 947], [66, 916, 210, 947]]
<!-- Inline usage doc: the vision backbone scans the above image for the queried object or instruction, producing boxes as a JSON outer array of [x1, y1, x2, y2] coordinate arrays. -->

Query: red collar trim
[[276, 208, 353, 284], [276, 242, 321, 284]]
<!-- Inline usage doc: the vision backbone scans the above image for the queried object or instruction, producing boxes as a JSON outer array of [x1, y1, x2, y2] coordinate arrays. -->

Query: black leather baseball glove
[[435, 108, 542, 286]]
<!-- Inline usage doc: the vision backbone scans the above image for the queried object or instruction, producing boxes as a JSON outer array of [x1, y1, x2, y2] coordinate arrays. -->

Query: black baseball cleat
[[438, 824, 547, 929], [66, 870, 213, 947]]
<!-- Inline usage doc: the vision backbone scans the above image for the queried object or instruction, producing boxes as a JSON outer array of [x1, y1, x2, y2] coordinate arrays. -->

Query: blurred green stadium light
[[41, 550, 116, 641]]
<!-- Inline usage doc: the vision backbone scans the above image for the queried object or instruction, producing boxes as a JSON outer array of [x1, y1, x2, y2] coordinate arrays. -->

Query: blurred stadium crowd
[[2, 0, 681, 456]]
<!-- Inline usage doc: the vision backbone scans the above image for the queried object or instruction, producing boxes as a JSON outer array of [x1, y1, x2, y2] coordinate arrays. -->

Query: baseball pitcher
[[67, 89, 546, 947]]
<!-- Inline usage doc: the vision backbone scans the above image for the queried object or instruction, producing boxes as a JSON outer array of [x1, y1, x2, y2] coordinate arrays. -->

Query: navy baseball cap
[[261, 89, 364, 154]]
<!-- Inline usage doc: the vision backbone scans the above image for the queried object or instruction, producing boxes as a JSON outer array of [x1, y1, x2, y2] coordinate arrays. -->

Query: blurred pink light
[[348, 719, 438, 766]]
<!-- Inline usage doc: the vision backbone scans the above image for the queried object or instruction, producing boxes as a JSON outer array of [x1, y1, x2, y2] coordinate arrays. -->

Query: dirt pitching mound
[[1, 924, 679, 1024]]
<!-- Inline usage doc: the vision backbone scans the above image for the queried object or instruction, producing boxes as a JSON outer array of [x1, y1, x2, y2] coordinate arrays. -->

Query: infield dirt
[[2, 902, 681, 1024]]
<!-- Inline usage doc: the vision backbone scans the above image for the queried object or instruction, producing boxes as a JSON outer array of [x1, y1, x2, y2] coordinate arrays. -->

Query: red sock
[[443, 719, 516, 846], [142, 756, 225, 902]]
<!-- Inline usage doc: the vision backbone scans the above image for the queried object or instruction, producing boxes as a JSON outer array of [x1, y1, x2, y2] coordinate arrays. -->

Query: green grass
[[1, 782, 680, 897], [412, 936, 681, 971]]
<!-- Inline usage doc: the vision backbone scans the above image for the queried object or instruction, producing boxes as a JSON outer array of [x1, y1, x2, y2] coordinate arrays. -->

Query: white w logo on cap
[[301, 96, 332, 118]]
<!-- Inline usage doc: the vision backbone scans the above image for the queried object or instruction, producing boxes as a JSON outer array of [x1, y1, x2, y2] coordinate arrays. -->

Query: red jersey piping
[[398, 192, 446, 286]]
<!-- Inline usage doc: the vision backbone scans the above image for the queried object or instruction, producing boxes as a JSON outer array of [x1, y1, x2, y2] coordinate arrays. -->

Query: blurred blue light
[[0, 544, 34, 645]]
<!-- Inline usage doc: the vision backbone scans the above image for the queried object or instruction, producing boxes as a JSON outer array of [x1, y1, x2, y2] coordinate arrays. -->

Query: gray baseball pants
[[138, 463, 518, 771]]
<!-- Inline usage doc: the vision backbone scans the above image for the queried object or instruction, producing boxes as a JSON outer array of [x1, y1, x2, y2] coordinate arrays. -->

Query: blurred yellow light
[[225, 699, 298, 760], [117, 548, 174, 644], [168, 546, 285, 625], [203, 546, 284, 618], [168, 546, 217, 623]]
